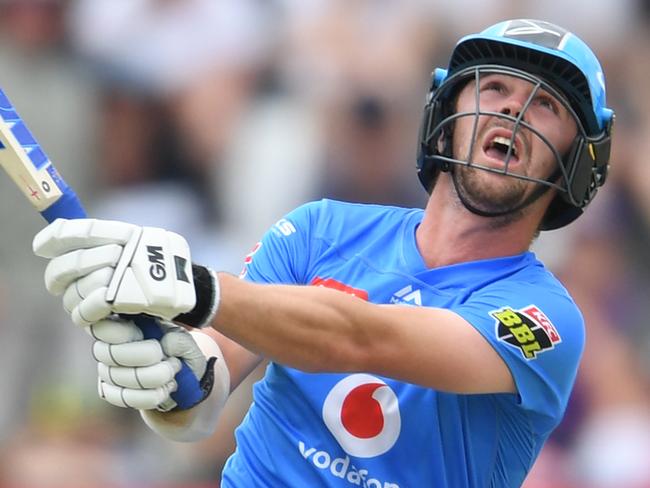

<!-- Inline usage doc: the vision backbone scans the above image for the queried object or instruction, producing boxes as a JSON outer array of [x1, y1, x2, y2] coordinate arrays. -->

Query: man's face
[[450, 73, 578, 218]]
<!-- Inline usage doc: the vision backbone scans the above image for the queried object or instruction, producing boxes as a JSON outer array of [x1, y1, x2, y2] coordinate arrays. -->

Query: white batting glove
[[33, 219, 196, 327], [88, 318, 209, 412]]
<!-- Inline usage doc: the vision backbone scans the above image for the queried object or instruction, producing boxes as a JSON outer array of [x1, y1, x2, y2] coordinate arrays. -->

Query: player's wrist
[[175, 264, 220, 329]]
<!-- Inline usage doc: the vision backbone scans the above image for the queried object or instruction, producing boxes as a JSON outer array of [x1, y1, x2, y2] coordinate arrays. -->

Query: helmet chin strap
[[450, 165, 562, 220]]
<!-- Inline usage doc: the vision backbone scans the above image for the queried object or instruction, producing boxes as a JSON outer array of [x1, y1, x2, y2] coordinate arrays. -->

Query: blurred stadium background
[[0, 1, 648, 486]]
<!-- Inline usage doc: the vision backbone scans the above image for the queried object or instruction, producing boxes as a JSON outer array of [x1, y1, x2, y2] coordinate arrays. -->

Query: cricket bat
[[0, 89, 202, 409]]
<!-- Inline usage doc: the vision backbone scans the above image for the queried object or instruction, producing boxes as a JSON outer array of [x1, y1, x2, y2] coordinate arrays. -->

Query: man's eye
[[536, 96, 558, 113], [483, 82, 505, 93]]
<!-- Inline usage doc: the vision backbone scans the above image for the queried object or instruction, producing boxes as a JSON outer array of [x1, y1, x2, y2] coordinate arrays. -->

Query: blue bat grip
[[40, 190, 86, 222]]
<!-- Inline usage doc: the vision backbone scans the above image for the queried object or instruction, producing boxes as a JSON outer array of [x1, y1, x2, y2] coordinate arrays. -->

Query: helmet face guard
[[416, 19, 614, 230]]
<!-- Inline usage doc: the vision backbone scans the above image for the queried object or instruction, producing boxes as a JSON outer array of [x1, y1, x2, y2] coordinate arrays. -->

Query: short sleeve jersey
[[221, 200, 584, 488]]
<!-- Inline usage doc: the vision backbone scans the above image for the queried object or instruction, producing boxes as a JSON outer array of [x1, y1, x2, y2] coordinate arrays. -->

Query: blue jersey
[[221, 200, 584, 488]]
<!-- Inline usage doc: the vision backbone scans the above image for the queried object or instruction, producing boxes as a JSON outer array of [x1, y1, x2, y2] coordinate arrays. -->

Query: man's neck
[[415, 175, 544, 269]]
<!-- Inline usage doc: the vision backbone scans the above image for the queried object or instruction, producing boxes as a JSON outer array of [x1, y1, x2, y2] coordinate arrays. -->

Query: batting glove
[[33, 219, 219, 328], [89, 317, 215, 412]]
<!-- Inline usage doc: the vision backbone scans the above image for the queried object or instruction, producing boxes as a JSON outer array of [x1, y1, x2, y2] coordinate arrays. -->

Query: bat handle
[[40, 190, 87, 222]]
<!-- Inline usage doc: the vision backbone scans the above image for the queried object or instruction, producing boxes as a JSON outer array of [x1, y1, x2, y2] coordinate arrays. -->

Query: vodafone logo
[[323, 374, 401, 458]]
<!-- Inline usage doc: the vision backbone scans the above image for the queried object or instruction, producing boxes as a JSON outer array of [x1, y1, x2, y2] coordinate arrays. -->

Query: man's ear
[[436, 131, 446, 154]]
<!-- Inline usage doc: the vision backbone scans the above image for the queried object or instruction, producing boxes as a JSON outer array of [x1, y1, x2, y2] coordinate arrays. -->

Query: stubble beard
[[452, 164, 529, 227]]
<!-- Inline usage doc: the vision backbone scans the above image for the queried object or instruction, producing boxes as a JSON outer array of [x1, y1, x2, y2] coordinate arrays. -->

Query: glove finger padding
[[98, 357, 182, 389], [93, 339, 165, 367], [72, 287, 113, 327], [33, 218, 137, 259], [64, 268, 114, 315], [98, 379, 177, 410], [86, 318, 143, 344], [44, 244, 122, 296]]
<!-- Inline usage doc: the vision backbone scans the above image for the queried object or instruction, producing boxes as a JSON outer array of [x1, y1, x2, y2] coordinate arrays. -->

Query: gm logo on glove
[[148, 246, 167, 281], [147, 246, 191, 284]]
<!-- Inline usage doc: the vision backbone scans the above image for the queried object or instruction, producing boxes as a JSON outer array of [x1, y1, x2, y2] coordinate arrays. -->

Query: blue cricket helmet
[[416, 19, 615, 230]]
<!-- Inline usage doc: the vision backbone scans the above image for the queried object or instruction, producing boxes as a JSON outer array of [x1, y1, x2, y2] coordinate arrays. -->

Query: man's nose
[[501, 106, 520, 117], [499, 92, 530, 120]]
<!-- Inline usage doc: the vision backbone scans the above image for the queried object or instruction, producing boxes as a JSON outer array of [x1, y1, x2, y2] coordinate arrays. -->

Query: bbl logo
[[491, 305, 561, 360]]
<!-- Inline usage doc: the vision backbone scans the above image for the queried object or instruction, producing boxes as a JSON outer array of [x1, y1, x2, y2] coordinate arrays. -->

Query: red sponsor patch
[[310, 277, 369, 301], [521, 305, 561, 344], [239, 241, 263, 278]]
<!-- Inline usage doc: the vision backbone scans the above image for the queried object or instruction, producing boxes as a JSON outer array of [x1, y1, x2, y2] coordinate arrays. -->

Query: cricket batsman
[[33, 19, 613, 487]]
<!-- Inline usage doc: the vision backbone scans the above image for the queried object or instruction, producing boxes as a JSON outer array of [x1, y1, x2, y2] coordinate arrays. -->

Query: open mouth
[[482, 133, 521, 167]]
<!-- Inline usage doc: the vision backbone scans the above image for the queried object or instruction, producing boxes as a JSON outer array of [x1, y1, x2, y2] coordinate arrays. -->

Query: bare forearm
[[210, 273, 515, 394], [212, 273, 377, 373]]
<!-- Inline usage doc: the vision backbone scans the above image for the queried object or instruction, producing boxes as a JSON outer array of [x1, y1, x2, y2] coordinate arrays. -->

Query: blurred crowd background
[[0, 0, 648, 487]]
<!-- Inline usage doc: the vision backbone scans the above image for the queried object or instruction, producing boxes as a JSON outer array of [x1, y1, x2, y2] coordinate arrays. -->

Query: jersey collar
[[400, 211, 540, 288]]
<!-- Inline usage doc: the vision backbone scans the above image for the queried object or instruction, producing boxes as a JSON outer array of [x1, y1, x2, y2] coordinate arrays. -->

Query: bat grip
[[40, 190, 87, 222]]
